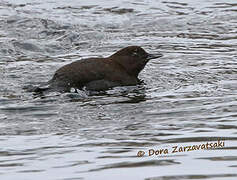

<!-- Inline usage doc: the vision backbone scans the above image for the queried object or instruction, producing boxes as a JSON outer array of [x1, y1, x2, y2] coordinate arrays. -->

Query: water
[[0, 0, 237, 179]]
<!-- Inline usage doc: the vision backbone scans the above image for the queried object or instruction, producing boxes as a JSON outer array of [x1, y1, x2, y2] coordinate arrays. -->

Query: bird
[[34, 46, 163, 93]]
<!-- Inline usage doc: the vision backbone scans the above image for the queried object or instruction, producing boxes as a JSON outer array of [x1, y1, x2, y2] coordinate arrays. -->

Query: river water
[[0, 0, 237, 179]]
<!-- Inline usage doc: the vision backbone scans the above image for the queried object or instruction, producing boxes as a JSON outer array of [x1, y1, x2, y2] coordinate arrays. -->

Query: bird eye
[[132, 52, 138, 56], [132, 48, 139, 56]]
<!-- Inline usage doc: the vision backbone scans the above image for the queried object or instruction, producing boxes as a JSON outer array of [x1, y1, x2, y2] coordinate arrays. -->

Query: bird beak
[[146, 53, 163, 60]]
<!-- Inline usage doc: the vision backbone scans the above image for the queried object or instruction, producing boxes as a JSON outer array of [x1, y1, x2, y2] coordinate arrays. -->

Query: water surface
[[0, 0, 237, 179]]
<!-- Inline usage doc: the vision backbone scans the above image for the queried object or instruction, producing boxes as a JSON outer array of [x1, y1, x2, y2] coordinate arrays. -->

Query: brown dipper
[[37, 46, 163, 92]]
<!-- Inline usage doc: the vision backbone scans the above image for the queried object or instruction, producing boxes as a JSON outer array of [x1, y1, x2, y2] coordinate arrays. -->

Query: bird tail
[[23, 82, 51, 93]]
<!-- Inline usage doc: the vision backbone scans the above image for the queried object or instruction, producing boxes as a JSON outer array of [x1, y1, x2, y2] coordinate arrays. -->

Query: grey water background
[[0, 0, 237, 179]]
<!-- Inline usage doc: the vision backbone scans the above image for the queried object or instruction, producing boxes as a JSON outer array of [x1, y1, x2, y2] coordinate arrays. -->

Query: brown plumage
[[36, 46, 163, 92]]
